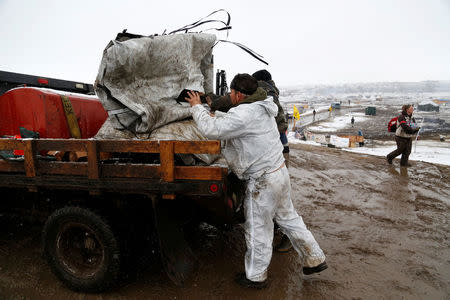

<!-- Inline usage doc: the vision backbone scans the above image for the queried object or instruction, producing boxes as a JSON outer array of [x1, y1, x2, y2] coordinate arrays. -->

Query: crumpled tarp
[[94, 33, 220, 164], [94, 33, 216, 134]]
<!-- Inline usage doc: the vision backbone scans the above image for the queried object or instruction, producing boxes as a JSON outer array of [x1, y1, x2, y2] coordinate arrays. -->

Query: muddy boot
[[303, 261, 328, 275], [274, 234, 293, 253], [400, 167, 409, 177], [400, 157, 412, 167], [386, 155, 393, 165], [235, 273, 267, 289]]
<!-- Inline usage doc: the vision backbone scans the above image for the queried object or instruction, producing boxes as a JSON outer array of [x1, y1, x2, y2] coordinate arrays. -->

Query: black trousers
[[387, 136, 412, 166]]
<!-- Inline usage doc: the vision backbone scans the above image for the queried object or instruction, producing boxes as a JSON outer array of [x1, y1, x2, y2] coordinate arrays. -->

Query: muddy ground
[[1, 142, 449, 299]]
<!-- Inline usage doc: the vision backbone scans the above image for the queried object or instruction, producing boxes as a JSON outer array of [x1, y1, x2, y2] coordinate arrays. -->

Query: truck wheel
[[42, 206, 120, 292]]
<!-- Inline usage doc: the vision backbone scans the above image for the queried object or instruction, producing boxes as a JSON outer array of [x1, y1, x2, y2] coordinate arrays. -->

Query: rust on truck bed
[[0, 138, 227, 198]]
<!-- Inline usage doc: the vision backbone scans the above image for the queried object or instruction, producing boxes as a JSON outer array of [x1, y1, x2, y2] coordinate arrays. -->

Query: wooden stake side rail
[[0, 139, 226, 197]]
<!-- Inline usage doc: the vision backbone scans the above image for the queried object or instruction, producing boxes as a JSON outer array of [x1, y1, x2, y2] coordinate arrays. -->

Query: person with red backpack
[[386, 104, 420, 167]]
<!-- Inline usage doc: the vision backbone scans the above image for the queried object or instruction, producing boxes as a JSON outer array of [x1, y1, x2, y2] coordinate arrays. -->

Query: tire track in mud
[[287, 143, 450, 299]]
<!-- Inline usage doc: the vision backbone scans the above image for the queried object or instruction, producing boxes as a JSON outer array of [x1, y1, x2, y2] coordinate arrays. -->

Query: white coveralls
[[191, 97, 325, 282]]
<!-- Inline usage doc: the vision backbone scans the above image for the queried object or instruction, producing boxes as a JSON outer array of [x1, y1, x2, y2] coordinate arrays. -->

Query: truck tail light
[[209, 183, 219, 194]]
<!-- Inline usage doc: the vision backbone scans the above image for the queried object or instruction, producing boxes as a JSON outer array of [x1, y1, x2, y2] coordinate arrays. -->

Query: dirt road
[[1, 143, 449, 299]]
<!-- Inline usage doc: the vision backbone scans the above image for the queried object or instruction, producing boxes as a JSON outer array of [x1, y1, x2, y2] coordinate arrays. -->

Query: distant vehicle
[[331, 102, 341, 109], [365, 106, 377, 115]]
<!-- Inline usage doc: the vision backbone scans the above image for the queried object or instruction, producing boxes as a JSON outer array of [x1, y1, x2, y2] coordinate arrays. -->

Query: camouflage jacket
[[207, 93, 232, 113]]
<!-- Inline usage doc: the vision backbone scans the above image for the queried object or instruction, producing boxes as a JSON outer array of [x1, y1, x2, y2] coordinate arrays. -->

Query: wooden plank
[[23, 140, 37, 177], [174, 140, 221, 154], [0, 160, 25, 172], [36, 139, 87, 152], [339, 135, 364, 143], [159, 141, 174, 182], [0, 139, 24, 151], [159, 141, 175, 199], [97, 140, 160, 153], [175, 166, 224, 181], [69, 151, 87, 162], [87, 140, 99, 179], [38, 161, 87, 176], [101, 164, 160, 178], [3, 139, 221, 154], [36, 163, 220, 180]]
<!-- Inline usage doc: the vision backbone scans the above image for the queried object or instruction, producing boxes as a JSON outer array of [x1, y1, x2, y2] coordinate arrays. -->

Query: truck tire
[[42, 206, 120, 292]]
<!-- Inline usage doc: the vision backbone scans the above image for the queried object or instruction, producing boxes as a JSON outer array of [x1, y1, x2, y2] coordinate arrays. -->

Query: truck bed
[[0, 138, 227, 198]]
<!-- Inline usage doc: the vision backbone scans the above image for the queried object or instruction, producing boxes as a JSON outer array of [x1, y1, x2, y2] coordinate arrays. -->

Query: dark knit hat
[[230, 73, 258, 95], [252, 69, 272, 82]]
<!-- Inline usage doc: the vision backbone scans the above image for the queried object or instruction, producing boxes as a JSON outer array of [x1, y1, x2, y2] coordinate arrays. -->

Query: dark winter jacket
[[395, 111, 419, 138], [256, 80, 287, 133]]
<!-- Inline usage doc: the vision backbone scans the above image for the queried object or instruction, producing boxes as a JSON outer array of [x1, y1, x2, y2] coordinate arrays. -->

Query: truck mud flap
[[152, 198, 197, 286]]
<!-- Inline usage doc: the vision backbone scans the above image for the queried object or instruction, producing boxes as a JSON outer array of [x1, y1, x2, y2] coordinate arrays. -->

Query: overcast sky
[[0, 0, 449, 86]]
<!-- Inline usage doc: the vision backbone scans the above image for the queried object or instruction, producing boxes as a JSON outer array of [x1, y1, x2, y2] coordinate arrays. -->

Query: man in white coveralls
[[185, 73, 327, 289]]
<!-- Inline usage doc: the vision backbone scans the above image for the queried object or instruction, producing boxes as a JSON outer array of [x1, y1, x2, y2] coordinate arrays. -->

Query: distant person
[[358, 129, 364, 146], [351, 116, 355, 127], [313, 109, 316, 121], [386, 104, 420, 167]]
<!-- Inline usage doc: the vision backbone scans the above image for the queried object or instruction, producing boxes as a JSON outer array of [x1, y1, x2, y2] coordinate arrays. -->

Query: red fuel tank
[[0, 87, 108, 138]]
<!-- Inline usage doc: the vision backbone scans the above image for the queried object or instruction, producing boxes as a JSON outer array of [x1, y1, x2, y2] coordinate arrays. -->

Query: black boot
[[386, 155, 393, 165], [274, 234, 293, 253], [303, 261, 328, 275], [235, 273, 267, 289], [400, 154, 411, 167], [400, 158, 411, 167]]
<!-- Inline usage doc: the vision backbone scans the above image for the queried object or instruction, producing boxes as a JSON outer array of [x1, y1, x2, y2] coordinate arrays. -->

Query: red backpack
[[387, 116, 398, 132]]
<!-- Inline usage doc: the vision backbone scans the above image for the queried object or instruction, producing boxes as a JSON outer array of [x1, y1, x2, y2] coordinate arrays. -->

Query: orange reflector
[[13, 135, 24, 155]]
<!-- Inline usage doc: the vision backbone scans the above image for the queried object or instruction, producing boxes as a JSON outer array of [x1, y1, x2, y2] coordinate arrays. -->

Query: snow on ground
[[344, 139, 450, 166], [287, 102, 450, 166], [288, 131, 450, 166], [307, 112, 367, 132]]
